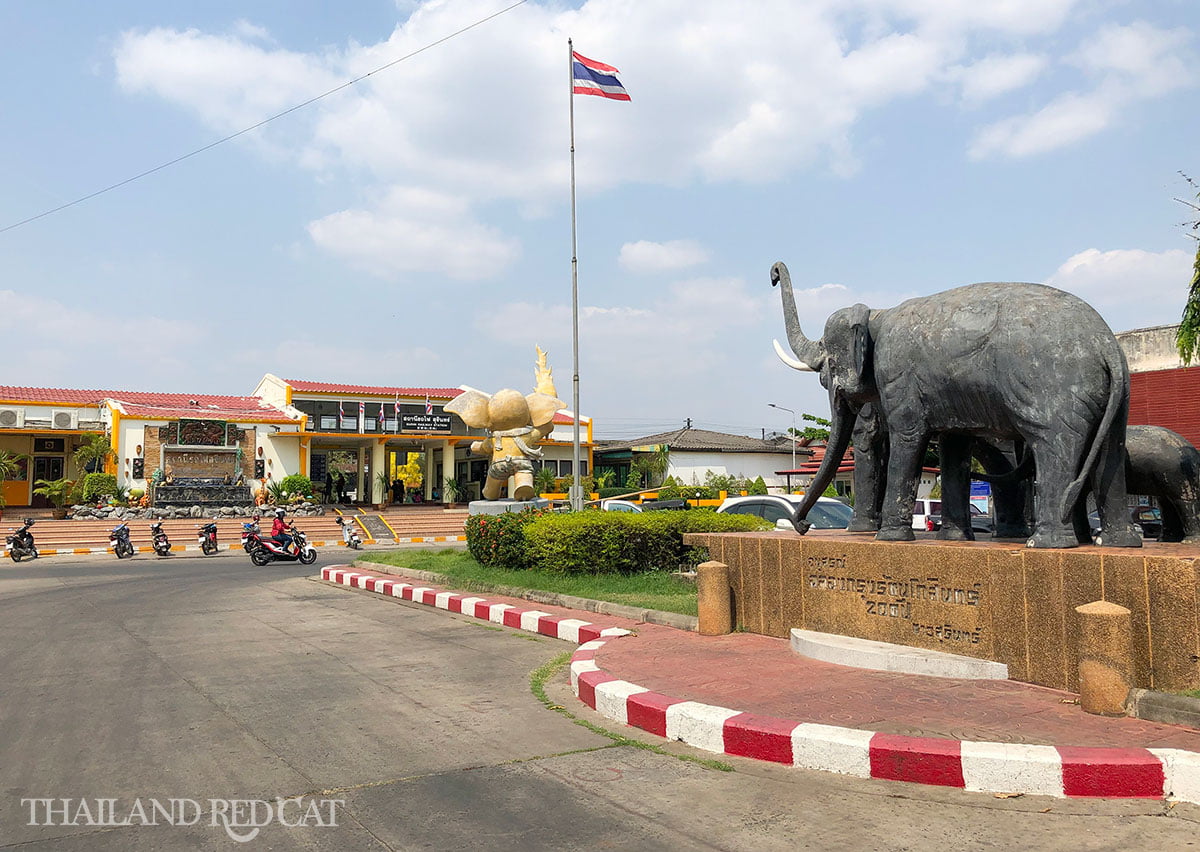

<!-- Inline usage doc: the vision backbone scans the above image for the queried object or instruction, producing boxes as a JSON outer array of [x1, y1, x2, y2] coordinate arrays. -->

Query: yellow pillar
[[1075, 601, 1134, 716], [697, 561, 733, 636]]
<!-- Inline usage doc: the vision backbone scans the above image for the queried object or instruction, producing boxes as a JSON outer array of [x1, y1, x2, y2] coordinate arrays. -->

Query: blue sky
[[1, 0, 1197, 440]]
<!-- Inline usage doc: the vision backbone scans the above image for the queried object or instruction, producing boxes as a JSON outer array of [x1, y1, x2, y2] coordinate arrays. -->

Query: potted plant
[[534, 466, 557, 496], [444, 477, 471, 507], [375, 470, 392, 510], [33, 478, 74, 519]]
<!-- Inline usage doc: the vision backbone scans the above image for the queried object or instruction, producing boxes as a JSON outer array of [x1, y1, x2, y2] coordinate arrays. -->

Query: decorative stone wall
[[141, 423, 255, 480], [682, 531, 1200, 694]]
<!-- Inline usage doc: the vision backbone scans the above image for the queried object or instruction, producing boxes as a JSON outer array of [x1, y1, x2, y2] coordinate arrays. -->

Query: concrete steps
[[4, 507, 469, 554]]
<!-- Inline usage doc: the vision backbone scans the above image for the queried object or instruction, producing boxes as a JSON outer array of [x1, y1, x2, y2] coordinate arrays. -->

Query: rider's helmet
[[275, 508, 285, 519]]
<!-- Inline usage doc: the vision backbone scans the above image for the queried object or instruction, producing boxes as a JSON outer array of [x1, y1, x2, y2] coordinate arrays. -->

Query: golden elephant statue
[[445, 347, 564, 501]]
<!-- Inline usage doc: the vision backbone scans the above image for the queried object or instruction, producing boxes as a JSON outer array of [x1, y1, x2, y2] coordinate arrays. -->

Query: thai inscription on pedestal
[[800, 542, 992, 658]]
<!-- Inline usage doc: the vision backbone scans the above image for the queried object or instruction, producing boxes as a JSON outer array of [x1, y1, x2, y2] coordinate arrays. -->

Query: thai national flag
[[425, 394, 433, 415], [377, 403, 385, 428], [394, 394, 401, 430], [572, 51, 630, 101]]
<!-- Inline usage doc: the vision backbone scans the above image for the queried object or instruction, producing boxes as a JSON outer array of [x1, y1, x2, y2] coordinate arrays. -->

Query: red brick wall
[[1129, 367, 1200, 448]]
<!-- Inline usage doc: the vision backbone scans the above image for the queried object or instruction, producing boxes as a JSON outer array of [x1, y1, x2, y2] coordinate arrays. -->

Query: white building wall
[[667, 451, 795, 488], [260, 429, 301, 486]]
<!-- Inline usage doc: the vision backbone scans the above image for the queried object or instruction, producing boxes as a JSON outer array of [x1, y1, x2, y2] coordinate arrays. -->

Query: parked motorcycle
[[150, 521, 172, 557], [5, 518, 37, 562], [241, 520, 262, 553], [335, 515, 362, 549], [110, 523, 134, 559], [197, 521, 219, 555], [250, 524, 317, 566]]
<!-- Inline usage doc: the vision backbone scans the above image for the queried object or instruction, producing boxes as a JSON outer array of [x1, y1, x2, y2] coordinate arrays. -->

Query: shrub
[[81, 473, 118, 502], [658, 484, 718, 500], [279, 474, 314, 498], [598, 486, 627, 499], [533, 466, 557, 494], [523, 509, 771, 575], [464, 507, 545, 568], [749, 476, 769, 495]]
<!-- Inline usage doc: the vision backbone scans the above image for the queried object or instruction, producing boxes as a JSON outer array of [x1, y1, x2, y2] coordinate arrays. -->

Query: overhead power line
[[0, 0, 529, 236]]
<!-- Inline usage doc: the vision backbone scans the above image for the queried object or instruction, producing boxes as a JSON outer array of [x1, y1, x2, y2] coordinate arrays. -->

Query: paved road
[[1, 551, 1197, 850]]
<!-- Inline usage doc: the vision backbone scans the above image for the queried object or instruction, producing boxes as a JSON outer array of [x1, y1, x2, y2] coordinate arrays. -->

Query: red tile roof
[[285, 380, 463, 398], [0, 387, 295, 423], [552, 412, 588, 424], [780, 445, 857, 477]]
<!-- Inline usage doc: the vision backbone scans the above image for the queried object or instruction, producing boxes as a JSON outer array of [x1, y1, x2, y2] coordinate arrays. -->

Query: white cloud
[[0, 290, 202, 387], [114, 26, 340, 132], [955, 53, 1047, 103], [970, 22, 1195, 159], [110, 0, 1101, 202], [618, 240, 710, 274], [306, 186, 520, 280], [1043, 247, 1193, 331], [968, 91, 1113, 159]]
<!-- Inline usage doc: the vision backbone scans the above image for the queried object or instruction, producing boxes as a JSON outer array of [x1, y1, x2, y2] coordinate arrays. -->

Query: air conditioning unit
[[51, 409, 78, 429], [0, 407, 24, 428]]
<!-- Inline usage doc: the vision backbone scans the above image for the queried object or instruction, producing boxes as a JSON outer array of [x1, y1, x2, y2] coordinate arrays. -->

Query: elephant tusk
[[774, 339, 816, 372]]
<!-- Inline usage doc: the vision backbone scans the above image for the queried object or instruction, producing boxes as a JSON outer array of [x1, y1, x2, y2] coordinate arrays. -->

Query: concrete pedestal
[[1075, 600, 1134, 716], [467, 498, 549, 516]]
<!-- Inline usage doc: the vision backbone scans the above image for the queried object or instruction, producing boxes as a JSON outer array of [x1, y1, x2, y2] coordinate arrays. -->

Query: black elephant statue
[[1124, 425, 1200, 542], [771, 260, 1141, 549]]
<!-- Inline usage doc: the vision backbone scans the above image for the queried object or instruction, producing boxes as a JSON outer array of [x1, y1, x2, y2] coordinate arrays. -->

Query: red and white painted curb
[[321, 566, 631, 644], [321, 565, 1200, 803]]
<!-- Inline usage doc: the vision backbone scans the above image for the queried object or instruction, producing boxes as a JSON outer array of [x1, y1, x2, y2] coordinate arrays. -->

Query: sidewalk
[[320, 563, 1200, 803]]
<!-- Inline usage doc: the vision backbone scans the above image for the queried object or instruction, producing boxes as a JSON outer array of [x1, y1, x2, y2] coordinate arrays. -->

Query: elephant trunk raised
[[771, 262, 824, 372]]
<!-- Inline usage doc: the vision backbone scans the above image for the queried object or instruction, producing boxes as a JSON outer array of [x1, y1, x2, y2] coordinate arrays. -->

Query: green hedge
[[279, 474, 314, 498], [464, 507, 545, 568], [523, 509, 771, 575], [598, 486, 628, 499], [81, 472, 118, 502]]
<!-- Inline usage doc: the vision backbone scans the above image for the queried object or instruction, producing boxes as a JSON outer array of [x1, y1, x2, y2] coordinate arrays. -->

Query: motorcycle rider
[[270, 508, 294, 554]]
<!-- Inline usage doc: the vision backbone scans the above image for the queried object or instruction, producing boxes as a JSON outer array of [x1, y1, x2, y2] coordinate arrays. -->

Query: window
[[723, 502, 762, 517], [759, 502, 793, 524]]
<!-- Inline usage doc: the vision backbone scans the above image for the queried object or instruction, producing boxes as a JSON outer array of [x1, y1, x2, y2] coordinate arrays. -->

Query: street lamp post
[[768, 403, 797, 474]]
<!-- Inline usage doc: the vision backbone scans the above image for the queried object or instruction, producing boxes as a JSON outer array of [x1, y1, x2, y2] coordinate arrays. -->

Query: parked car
[[600, 499, 642, 513], [599, 498, 689, 513], [912, 498, 942, 531], [1131, 506, 1164, 540], [925, 504, 994, 535], [1089, 506, 1163, 541], [717, 494, 854, 532]]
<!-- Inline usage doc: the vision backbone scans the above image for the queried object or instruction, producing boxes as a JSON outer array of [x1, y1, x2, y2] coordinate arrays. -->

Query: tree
[[1175, 173, 1200, 364], [74, 433, 115, 476], [791, 413, 832, 443]]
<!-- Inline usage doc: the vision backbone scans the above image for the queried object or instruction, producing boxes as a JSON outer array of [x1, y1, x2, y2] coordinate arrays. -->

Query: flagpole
[[568, 37, 583, 512]]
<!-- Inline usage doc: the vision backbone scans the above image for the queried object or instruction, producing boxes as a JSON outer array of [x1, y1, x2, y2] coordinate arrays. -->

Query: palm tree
[[74, 433, 115, 476]]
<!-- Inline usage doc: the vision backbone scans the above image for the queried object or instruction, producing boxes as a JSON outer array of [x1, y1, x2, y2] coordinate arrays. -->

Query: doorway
[[30, 456, 64, 508]]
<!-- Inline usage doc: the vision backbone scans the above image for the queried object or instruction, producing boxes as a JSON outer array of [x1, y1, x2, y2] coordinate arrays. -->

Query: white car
[[600, 499, 642, 513], [912, 498, 942, 531], [717, 494, 854, 532]]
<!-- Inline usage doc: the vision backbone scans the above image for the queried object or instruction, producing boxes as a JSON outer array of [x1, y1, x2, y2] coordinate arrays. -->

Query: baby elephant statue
[[444, 347, 565, 501], [1124, 425, 1200, 542]]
